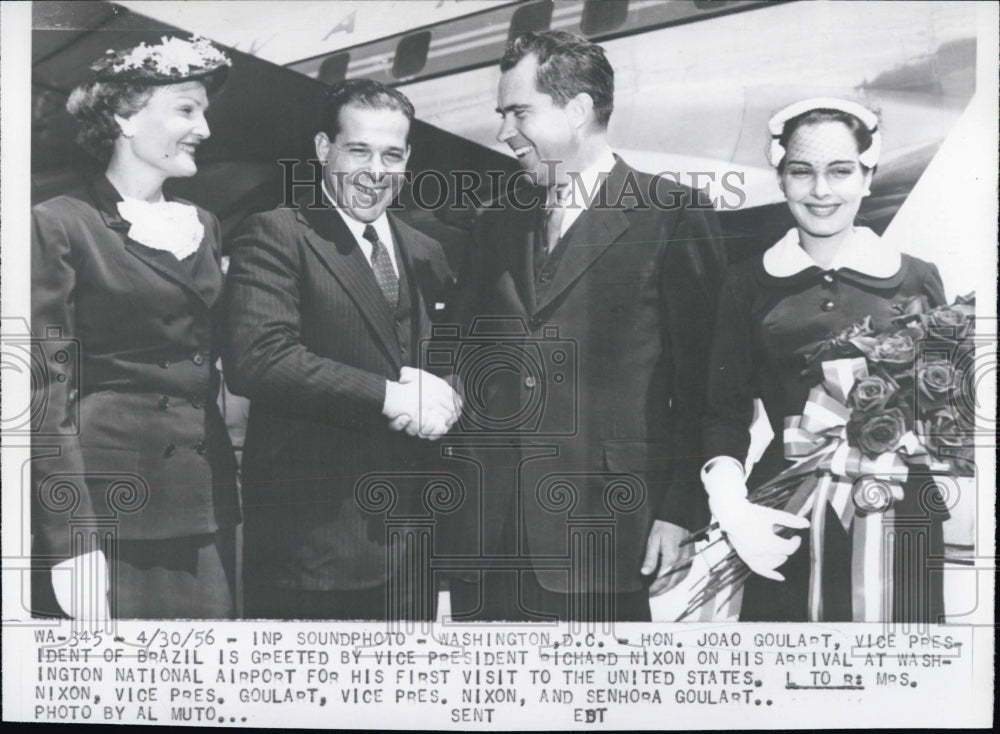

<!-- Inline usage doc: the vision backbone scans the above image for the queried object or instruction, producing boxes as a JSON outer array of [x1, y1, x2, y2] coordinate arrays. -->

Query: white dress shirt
[[322, 180, 399, 277], [552, 147, 618, 238]]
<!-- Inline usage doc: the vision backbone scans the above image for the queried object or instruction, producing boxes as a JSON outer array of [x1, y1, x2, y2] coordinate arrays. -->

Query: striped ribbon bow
[[671, 357, 951, 623], [775, 357, 945, 622]]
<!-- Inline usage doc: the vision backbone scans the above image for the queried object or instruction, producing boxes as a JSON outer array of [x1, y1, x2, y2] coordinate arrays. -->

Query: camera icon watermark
[[912, 318, 995, 444], [423, 316, 578, 436], [1, 324, 80, 435]]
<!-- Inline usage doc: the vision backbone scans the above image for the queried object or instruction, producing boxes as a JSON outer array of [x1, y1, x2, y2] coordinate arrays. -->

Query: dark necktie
[[536, 184, 569, 277], [544, 184, 570, 254], [363, 224, 399, 312]]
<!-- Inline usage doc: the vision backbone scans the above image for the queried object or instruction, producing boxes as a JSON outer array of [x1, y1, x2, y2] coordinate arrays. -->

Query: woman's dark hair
[[777, 108, 875, 173], [66, 81, 154, 163]]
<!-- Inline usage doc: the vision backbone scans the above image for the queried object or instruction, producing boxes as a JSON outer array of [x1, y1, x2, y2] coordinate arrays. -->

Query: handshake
[[382, 366, 463, 440]]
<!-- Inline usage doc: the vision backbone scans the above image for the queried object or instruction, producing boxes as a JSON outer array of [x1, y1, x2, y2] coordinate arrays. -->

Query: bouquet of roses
[[670, 293, 976, 621], [804, 292, 976, 475]]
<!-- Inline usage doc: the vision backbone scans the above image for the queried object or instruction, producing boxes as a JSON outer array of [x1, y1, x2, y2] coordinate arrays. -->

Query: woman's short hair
[[66, 81, 153, 163], [777, 108, 875, 173]]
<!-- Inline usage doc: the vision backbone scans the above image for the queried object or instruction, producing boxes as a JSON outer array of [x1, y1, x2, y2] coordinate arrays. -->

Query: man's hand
[[703, 457, 809, 581], [383, 367, 463, 439], [51, 549, 110, 619], [643, 520, 694, 597]]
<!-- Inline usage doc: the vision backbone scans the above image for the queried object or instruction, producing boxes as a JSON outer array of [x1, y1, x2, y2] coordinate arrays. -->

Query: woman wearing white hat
[[700, 98, 948, 621]]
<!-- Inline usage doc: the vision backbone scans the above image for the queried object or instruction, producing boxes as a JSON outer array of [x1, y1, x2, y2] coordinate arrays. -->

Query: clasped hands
[[703, 458, 809, 581], [383, 366, 463, 440]]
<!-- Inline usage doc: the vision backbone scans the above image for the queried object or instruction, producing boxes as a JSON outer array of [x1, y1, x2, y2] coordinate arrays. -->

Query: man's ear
[[314, 131, 330, 161], [566, 92, 594, 130]]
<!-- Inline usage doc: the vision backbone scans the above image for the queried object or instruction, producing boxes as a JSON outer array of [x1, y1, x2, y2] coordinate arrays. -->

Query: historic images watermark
[[277, 159, 748, 213]]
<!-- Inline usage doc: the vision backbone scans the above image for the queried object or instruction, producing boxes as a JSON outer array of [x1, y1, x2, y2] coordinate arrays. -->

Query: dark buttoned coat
[[31, 176, 240, 562]]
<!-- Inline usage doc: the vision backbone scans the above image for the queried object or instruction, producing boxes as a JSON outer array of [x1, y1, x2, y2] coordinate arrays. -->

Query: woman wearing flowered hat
[[31, 36, 240, 618], [700, 98, 948, 621]]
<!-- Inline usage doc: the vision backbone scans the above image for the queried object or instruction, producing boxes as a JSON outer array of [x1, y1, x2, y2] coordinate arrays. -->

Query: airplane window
[[319, 53, 350, 84], [508, 0, 554, 41], [581, 0, 628, 37], [393, 31, 432, 79]]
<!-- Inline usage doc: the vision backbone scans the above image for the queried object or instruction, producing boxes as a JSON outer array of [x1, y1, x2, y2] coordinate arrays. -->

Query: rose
[[919, 408, 975, 476], [847, 407, 907, 458], [847, 375, 899, 413], [802, 317, 875, 377], [890, 295, 930, 329], [916, 360, 959, 411], [954, 366, 978, 429], [892, 294, 929, 318], [925, 304, 973, 341], [869, 332, 916, 372], [833, 316, 875, 350]]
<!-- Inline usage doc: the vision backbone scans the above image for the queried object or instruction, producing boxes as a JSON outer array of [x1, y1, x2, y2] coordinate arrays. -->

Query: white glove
[[702, 457, 809, 582], [51, 549, 110, 619]]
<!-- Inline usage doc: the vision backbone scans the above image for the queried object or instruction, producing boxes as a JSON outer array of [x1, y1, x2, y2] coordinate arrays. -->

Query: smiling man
[[223, 79, 459, 620], [452, 31, 727, 622]]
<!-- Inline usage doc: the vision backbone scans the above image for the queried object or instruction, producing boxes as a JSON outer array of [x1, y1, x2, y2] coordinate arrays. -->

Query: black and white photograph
[[3, 0, 996, 728]]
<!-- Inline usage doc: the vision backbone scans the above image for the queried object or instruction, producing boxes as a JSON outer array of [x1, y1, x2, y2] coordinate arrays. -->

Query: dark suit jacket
[[31, 176, 240, 561], [456, 158, 726, 594], [222, 200, 453, 591]]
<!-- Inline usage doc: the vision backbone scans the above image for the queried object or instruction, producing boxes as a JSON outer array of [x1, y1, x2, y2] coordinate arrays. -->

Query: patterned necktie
[[543, 184, 570, 254], [363, 224, 399, 312]]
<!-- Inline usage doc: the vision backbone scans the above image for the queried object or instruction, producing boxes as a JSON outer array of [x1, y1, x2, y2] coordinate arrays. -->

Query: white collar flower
[[118, 197, 205, 261]]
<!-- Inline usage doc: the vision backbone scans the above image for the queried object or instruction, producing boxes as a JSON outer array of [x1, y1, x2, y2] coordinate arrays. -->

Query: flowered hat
[[91, 35, 231, 91]]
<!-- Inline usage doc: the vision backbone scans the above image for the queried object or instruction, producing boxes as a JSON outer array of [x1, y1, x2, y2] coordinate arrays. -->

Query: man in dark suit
[[451, 31, 726, 622], [223, 79, 461, 619]]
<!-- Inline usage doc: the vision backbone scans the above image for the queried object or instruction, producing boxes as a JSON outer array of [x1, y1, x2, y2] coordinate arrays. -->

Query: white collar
[[322, 179, 394, 249], [556, 147, 617, 210], [762, 227, 901, 278]]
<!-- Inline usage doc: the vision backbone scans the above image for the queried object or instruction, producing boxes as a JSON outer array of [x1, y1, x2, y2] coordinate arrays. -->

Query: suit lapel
[[90, 176, 217, 309], [123, 240, 216, 309], [532, 161, 632, 314], [297, 206, 402, 369], [388, 214, 427, 327], [507, 199, 542, 310]]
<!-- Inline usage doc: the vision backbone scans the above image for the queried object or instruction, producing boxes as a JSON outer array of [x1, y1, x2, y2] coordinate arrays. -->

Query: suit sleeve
[[701, 267, 756, 467], [452, 210, 488, 337], [921, 261, 947, 308], [221, 213, 388, 426], [31, 204, 99, 560], [206, 211, 225, 363], [656, 187, 727, 530]]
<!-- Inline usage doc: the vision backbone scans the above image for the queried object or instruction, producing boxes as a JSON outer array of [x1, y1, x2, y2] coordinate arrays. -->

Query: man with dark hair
[[452, 30, 726, 622], [223, 79, 460, 619]]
